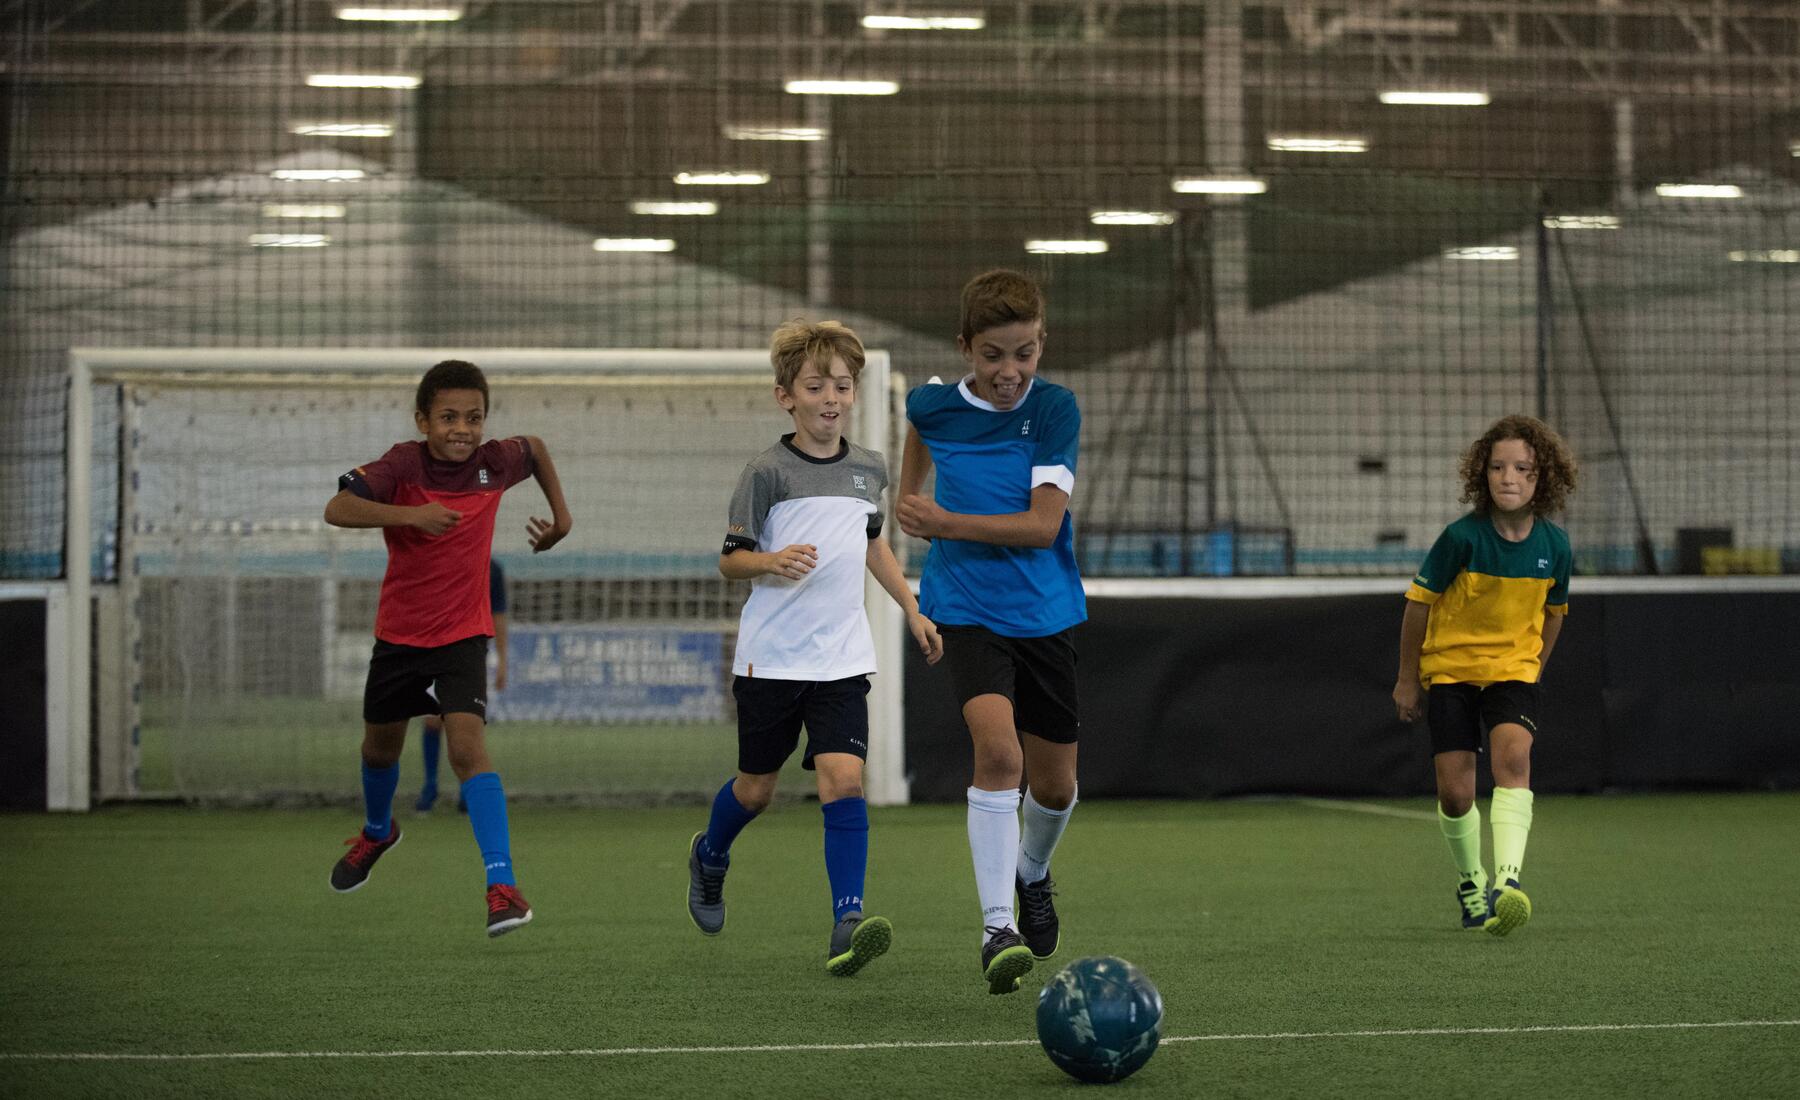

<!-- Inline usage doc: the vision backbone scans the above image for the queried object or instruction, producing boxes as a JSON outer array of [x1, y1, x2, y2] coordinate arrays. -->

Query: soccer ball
[[1035, 956, 1163, 1083]]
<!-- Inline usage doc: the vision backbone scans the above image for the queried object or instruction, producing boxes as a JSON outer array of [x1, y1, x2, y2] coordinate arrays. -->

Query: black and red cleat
[[486, 883, 534, 938], [330, 824, 402, 893]]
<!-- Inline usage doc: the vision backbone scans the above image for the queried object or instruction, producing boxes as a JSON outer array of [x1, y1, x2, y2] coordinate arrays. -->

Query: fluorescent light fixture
[[1267, 135, 1368, 154], [1090, 210, 1175, 226], [723, 124, 828, 142], [861, 14, 985, 30], [305, 73, 421, 89], [594, 238, 676, 252], [673, 171, 769, 186], [1542, 215, 1620, 230], [1791, 140, 1800, 157], [335, 6, 462, 20], [1378, 90, 1490, 106], [1728, 249, 1799, 264], [630, 201, 719, 216], [1339, 14, 1459, 36], [1171, 177, 1267, 195], [1655, 183, 1743, 199], [290, 122, 394, 138], [262, 204, 347, 218], [249, 233, 329, 248], [1025, 240, 1108, 255], [784, 79, 901, 96], [1444, 246, 1518, 261], [270, 168, 366, 181]]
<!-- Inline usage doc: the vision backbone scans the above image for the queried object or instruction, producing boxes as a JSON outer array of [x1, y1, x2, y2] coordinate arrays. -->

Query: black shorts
[[1426, 680, 1541, 755], [733, 675, 871, 775], [363, 636, 489, 724], [939, 624, 1080, 744]]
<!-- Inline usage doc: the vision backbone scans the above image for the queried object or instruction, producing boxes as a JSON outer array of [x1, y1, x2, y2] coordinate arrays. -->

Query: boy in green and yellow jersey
[[1394, 415, 1579, 937]]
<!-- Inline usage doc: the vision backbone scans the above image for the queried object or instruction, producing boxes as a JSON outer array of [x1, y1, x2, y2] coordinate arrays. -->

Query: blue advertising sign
[[489, 625, 725, 723]]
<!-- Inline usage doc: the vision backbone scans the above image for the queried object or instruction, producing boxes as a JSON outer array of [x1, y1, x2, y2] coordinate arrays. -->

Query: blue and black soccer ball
[[1035, 955, 1163, 1083]]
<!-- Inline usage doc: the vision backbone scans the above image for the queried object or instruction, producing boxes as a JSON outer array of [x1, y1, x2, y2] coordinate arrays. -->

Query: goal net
[[68, 348, 907, 806]]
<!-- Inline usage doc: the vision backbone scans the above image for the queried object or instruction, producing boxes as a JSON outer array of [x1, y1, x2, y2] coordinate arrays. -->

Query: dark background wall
[[0, 599, 49, 810], [902, 592, 1800, 801]]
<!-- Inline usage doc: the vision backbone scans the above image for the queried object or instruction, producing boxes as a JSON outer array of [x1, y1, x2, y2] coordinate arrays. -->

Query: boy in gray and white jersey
[[685, 319, 943, 978]]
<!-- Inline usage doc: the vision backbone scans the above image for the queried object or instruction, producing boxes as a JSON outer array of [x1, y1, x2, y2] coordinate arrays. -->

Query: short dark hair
[[416, 360, 488, 416]]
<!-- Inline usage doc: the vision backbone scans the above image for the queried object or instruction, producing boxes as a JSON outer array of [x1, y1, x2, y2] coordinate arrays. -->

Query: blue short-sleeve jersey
[[906, 376, 1087, 637]]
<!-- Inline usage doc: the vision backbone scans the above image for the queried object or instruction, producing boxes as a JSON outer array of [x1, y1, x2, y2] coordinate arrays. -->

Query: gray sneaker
[[686, 832, 727, 935], [826, 912, 892, 977]]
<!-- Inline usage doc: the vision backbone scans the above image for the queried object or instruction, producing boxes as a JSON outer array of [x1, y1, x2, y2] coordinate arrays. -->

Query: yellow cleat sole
[[1485, 886, 1533, 937], [827, 915, 893, 978], [984, 945, 1034, 995]]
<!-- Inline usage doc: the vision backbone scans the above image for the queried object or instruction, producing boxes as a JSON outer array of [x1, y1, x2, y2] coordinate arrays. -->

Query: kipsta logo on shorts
[[478, 468, 490, 485]]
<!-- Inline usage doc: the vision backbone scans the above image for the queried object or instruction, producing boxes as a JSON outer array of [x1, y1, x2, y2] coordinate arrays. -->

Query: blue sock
[[699, 778, 758, 866], [822, 797, 869, 922], [420, 729, 441, 791], [361, 761, 399, 839], [460, 771, 515, 887]]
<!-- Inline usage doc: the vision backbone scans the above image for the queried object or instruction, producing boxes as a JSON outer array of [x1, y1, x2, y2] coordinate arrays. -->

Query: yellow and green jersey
[[1405, 511, 1571, 686]]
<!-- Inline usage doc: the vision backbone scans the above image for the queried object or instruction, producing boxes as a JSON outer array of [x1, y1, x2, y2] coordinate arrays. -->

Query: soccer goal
[[66, 347, 908, 808]]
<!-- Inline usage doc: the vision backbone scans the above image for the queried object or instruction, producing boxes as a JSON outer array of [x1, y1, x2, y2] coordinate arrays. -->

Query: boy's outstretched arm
[[866, 536, 943, 665], [523, 435, 573, 553], [324, 489, 461, 535], [1392, 600, 1430, 722], [897, 484, 1066, 550]]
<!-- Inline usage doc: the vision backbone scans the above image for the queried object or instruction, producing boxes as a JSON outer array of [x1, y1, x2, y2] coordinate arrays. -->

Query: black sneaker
[[1016, 873, 1061, 959], [485, 883, 533, 938], [686, 832, 727, 935], [826, 912, 892, 977], [981, 925, 1034, 995], [329, 824, 401, 893]]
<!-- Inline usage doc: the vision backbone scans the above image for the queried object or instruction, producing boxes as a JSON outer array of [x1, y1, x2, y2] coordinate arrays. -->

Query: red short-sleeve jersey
[[339, 437, 535, 648]]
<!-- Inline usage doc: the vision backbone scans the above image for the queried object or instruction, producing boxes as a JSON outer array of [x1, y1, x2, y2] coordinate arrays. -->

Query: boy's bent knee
[[733, 772, 779, 813], [1437, 792, 1475, 818]]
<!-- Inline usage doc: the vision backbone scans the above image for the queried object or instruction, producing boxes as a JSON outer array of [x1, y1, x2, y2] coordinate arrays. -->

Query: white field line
[[1295, 797, 1440, 822], [4, 1019, 1796, 1062]]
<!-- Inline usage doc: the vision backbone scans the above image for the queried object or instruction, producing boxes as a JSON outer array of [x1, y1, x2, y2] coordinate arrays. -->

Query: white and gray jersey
[[722, 434, 888, 680]]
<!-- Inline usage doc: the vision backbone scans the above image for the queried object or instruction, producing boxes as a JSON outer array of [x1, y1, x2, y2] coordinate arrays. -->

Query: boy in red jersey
[[323, 360, 571, 937]]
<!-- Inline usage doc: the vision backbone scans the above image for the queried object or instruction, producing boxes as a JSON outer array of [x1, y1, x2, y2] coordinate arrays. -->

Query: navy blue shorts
[[733, 674, 871, 775], [1426, 680, 1540, 755]]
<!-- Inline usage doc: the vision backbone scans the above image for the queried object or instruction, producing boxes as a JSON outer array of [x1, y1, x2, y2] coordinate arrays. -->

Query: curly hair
[[1458, 414, 1578, 516]]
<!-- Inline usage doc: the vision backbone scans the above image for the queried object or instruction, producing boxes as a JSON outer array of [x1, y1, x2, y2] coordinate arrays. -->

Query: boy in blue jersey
[[898, 269, 1086, 995], [417, 559, 508, 814], [1394, 415, 1577, 937], [687, 319, 944, 977]]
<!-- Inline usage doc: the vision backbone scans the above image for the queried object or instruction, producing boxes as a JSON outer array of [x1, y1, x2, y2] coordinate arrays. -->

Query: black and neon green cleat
[[826, 913, 892, 977], [1457, 878, 1493, 930], [1485, 878, 1532, 937], [981, 925, 1035, 995]]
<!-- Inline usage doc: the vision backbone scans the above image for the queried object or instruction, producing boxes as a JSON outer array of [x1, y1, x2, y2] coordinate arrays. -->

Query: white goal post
[[66, 347, 908, 808]]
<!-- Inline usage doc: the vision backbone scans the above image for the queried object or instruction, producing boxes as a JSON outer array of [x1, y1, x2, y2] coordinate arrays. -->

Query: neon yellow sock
[[1491, 786, 1535, 884], [1437, 804, 1485, 888]]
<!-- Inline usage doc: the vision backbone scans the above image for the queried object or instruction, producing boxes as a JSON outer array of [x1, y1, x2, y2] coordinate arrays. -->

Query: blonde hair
[[959, 269, 1045, 344], [769, 319, 866, 392]]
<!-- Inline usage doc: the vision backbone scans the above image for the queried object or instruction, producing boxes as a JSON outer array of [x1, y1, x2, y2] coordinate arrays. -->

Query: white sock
[[967, 785, 1022, 938], [1017, 785, 1076, 886]]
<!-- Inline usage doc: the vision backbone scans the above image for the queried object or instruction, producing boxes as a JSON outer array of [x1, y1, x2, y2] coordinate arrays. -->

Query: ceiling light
[[784, 79, 901, 96], [262, 204, 347, 218], [1444, 246, 1518, 261], [1171, 177, 1267, 195], [290, 122, 394, 138], [1025, 240, 1108, 255], [594, 238, 676, 252], [1728, 249, 1799, 264], [1378, 90, 1490, 106], [306, 73, 420, 89], [249, 233, 329, 247], [1267, 135, 1368, 154], [630, 201, 719, 216], [1542, 215, 1620, 230], [1089, 211, 1174, 226], [861, 14, 985, 30], [673, 171, 769, 186], [334, 6, 462, 20], [1655, 183, 1743, 199], [270, 168, 366, 181], [723, 124, 828, 142]]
